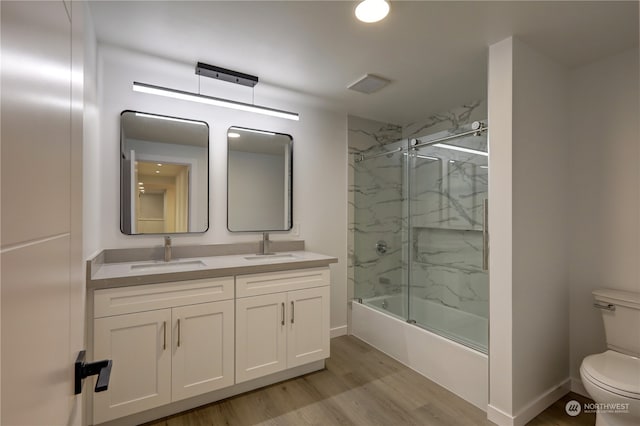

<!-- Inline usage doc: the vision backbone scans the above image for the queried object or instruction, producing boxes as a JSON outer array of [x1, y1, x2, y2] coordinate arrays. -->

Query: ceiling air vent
[[347, 74, 391, 94]]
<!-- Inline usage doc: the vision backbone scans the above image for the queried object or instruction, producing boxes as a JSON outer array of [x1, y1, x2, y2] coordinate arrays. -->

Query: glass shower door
[[408, 127, 489, 353], [353, 141, 409, 321]]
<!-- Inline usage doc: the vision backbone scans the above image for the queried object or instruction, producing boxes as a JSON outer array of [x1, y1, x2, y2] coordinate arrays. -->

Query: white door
[[93, 309, 172, 424], [236, 293, 287, 383], [172, 300, 235, 401], [287, 287, 330, 368], [1, 1, 84, 425]]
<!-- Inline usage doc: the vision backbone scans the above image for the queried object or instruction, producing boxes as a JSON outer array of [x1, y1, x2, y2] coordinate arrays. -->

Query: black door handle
[[74, 350, 113, 395]]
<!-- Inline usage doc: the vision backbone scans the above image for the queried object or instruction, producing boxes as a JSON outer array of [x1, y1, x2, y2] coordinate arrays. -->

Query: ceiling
[[137, 161, 186, 179], [89, 1, 638, 125]]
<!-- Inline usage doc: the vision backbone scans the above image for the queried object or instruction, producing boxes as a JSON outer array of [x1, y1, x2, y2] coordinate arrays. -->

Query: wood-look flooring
[[145, 336, 595, 426]]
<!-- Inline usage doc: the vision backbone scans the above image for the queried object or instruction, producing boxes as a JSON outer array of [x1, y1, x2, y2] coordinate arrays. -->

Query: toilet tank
[[593, 289, 640, 356]]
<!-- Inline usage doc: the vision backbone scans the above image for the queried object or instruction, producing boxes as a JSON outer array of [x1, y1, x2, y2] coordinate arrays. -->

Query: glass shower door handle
[[482, 199, 489, 271]]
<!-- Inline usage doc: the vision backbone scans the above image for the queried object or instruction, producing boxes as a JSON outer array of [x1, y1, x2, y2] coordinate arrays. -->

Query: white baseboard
[[330, 325, 347, 338], [571, 377, 589, 398], [487, 378, 570, 426], [487, 404, 514, 426]]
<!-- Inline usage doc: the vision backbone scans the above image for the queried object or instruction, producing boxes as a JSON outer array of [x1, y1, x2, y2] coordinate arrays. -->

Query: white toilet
[[580, 289, 640, 426]]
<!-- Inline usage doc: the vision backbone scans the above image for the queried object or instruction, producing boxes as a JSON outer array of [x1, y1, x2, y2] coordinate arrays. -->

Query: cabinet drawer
[[94, 277, 234, 318], [236, 267, 329, 298]]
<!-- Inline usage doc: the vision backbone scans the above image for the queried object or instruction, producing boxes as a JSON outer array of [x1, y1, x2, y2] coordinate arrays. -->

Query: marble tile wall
[[403, 100, 487, 139], [348, 115, 404, 303], [348, 101, 489, 321]]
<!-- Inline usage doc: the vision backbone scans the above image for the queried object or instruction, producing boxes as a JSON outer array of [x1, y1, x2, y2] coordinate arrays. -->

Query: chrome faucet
[[262, 232, 273, 255], [164, 236, 172, 262]]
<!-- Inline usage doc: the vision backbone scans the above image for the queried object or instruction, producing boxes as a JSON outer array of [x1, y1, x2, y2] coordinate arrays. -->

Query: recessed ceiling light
[[155, 170, 160, 174], [157, 163, 162, 166], [228, 132, 240, 138], [355, 0, 390, 23]]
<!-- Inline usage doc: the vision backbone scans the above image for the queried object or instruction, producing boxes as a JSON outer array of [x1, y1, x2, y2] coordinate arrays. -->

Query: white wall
[[511, 37, 570, 414], [568, 48, 640, 392], [488, 37, 570, 426], [93, 45, 348, 332], [83, 4, 100, 260], [487, 37, 515, 420]]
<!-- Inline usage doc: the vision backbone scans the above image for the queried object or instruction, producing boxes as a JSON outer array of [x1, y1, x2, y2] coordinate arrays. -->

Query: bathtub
[[365, 294, 488, 353], [352, 295, 488, 410]]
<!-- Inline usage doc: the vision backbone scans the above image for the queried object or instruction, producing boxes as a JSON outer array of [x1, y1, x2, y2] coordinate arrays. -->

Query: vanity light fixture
[[355, 0, 390, 23], [134, 112, 206, 126], [132, 81, 300, 121], [434, 143, 488, 157]]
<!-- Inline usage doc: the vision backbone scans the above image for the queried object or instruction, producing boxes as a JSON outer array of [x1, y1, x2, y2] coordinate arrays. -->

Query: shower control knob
[[375, 240, 388, 256]]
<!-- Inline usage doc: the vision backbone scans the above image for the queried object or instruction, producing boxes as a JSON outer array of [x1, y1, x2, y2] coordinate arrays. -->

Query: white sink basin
[[130, 260, 206, 273], [243, 253, 298, 262]]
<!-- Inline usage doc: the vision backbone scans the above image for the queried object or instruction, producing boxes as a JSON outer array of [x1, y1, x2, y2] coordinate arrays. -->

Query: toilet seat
[[581, 351, 640, 400]]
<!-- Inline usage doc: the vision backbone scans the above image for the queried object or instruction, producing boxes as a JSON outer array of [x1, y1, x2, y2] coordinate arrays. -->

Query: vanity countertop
[[89, 250, 338, 289]]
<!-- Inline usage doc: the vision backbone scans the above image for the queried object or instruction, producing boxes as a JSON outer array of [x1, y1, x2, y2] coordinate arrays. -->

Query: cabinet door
[[172, 300, 234, 401], [93, 309, 172, 424], [287, 286, 330, 368], [236, 293, 287, 383]]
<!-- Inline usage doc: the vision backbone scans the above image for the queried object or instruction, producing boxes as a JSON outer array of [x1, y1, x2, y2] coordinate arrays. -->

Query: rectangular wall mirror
[[227, 127, 293, 232], [120, 110, 209, 235]]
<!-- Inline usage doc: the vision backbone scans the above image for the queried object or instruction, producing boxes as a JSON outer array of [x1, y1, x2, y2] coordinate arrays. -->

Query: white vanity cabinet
[[89, 262, 333, 425], [92, 277, 234, 424], [235, 268, 330, 383]]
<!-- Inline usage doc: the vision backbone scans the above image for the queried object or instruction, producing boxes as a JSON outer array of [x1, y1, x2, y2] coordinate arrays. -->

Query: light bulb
[[355, 0, 390, 23]]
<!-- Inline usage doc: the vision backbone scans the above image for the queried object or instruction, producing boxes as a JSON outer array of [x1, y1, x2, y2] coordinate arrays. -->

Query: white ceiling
[[89, 1, 638, 125]]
